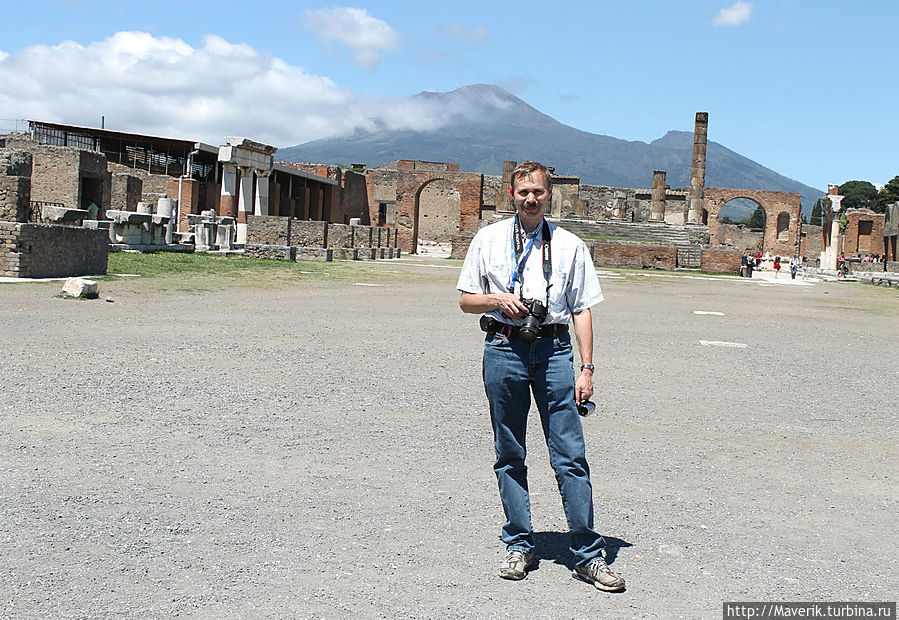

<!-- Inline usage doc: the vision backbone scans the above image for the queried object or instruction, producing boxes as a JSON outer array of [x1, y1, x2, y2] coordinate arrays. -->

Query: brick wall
[[589, 241, 677, 270], [0, 222, 107, 278], [843, 209, 885, 257], [0, 149, 32, 222], [700, 248, 742, 274], [111, 173, 142, 211]]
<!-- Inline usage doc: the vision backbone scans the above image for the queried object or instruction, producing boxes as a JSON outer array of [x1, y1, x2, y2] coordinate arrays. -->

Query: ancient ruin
[[2, 112, 896, 279]]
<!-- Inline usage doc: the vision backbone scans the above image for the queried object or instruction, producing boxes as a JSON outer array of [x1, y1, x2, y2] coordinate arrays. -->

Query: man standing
[[456, 161, 624, 592]]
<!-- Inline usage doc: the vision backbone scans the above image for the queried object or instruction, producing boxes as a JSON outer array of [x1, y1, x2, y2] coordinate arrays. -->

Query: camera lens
[[577, 400, 596, 417]]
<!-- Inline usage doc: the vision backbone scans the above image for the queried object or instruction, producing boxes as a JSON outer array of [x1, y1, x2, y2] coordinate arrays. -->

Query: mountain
[[278, 84, 823, 216]]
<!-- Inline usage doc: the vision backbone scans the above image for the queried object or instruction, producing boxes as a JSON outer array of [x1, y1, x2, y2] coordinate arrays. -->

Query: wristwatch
[[580, 364, 595, 372]]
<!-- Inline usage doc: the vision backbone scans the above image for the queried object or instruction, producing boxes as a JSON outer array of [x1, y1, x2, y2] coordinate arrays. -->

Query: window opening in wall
[[378, 203, 387, 227], [777, 212, 790, 241]]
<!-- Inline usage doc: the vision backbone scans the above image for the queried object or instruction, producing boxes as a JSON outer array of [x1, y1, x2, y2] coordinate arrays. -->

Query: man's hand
[[492, 293, 528, 320], [459, 292, 528, 319], [575, 369, 594, 404]]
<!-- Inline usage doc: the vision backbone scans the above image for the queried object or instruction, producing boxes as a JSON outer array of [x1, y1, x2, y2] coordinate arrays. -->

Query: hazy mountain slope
[[278, 84, 822, 213]]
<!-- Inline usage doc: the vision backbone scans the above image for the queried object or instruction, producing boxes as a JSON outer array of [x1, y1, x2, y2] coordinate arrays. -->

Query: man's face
[[511, 172, 552, 229]]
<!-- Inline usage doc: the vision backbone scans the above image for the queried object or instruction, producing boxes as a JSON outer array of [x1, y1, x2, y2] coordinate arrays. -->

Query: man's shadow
[[531, 531, 632, 571]]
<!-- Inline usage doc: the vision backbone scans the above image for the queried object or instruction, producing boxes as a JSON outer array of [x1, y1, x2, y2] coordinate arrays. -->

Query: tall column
[[688, 112, 708, 224], [236, 166, 254, 244], [819, 184, 844, 270], [254, 170, 270, 216], [650, 170, 666, 221], [219, 163, 238, 218]]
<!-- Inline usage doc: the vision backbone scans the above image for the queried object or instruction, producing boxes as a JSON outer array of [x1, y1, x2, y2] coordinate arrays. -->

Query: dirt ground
[[1, 260, 896, 618]]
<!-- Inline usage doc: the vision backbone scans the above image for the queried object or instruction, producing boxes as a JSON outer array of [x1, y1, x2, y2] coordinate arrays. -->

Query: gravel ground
[[1, 260, 897, 618]]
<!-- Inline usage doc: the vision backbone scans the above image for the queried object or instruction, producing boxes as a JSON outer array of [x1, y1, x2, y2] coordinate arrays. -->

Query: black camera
[[518, 298, 548, 343], [577, 400, 596, 417]]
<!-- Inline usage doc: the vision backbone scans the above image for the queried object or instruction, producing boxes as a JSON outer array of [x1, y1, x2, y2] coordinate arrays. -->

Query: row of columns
[[219, 163, 330, 243]]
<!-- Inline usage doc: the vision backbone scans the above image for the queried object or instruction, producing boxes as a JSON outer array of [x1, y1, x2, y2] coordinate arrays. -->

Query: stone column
[[688, 112, 708, 224], [819, 185, 844, 270], [651, 170, 666, 221], [236, 166, 254, 244], [254, 170, 270, 216], [219, 163, 238, 219]]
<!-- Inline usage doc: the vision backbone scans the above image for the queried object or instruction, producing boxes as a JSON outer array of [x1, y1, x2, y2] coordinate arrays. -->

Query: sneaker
[[499, 549, 533, 580], [573, 557, 625, 592]]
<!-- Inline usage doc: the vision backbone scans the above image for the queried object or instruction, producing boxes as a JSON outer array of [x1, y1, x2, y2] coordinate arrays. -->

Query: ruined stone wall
[[0, 149, 32, 222], [278, 162, 335, 179], [700, 248, 742, 274], [292, 221, 328, 247], [843, 209, 885, 257], [0, 221, 107, 278], [588, 241, 677, 270], [550, 178, 580, 218], [11, 143, 81, 208], [339, 170, 370, 225], [110, 173, 142, 211], [800, 224, 822, 260], [418, 179, 461, 242], [716, 223, 765, 251], [247, 215, 290, 245], [481, 174, 503, 214], [107, 163, 174, 196], [578, 185, 633, 220]]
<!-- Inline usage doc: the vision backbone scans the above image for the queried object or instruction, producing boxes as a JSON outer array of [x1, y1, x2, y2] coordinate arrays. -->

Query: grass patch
[[102, 252, 450, 291]]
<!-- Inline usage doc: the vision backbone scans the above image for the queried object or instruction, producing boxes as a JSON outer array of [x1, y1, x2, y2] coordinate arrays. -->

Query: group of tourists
[[741, 252, 807, 279]]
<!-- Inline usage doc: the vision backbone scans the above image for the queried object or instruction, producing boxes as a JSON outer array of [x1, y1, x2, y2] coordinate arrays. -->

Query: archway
[[704, 187, 802, 256], [715, 197, 765, 250], [415, 178, 461, 255]]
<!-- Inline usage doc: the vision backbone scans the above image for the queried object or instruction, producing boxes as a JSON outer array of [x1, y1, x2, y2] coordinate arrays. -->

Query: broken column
[[219, 162, 238, 219], [687, 112, 708, 224], [218, 137, 277, 245], [650, 170, 666, 221]]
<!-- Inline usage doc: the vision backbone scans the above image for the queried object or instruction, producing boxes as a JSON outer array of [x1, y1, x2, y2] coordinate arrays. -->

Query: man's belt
[[479, 315, 568, 339]]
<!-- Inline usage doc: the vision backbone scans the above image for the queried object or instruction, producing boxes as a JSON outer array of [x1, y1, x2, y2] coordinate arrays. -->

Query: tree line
[[807, 176, 899, 226]]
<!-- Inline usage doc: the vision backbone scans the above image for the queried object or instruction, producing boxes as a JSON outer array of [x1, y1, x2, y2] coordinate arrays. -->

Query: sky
[[0, 0, 896, 192]]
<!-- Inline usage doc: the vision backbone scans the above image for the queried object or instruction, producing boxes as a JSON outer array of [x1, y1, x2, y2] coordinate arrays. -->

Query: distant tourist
[[790, 256, 799, 279], [774, 256, 781, 278]]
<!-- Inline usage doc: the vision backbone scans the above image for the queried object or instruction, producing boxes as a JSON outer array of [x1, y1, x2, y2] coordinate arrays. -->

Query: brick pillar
[[651, 170, 666, 221], [236, 166, 254, 244], [300, 187, 310, 219], [688, 112, 708, 224], [312, 187, 323, 220], [219, 163, 238, 219], [499, 160, 516, 208], [254, 170, 271, 216]]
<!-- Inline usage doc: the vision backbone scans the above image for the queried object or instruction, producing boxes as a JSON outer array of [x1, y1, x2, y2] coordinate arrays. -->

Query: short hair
[[511, 160, 552, 190]]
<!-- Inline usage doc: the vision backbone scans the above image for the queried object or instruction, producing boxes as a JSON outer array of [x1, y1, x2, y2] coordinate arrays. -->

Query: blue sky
[[1, 0, 896, 191]]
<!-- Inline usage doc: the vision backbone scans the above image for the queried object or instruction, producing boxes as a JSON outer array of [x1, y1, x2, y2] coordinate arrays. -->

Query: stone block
[[62, 277, 100, 298], [43, 205, 89, 225]]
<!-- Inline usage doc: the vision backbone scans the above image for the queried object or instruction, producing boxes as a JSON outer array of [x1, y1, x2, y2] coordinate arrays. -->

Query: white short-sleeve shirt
[[456, 217, 603, 325]]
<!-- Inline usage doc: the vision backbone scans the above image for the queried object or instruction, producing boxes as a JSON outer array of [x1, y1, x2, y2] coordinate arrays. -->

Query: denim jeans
[[482, 330, 606, 566]]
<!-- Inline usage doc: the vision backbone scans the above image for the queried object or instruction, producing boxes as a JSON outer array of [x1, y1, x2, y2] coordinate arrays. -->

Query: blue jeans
[[482, 330, 605, 566]]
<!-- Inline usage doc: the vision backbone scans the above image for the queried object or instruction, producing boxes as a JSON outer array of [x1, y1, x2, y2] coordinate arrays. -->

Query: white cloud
[[0, 32, 495, 147], [714, 1, 752, 26], [302, 7, 399, 69], [443, 24, 490, 45]]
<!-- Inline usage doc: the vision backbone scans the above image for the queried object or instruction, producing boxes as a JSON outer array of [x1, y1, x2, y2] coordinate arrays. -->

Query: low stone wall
[[589, 241, 677, 270], [0, 222, 108, 278], [451, 232, 474, 259], [292, 221, 328, 247], [247, 215, 290, 246], [245, 244, 296, 261], [851, 261, 899, 274], [700, 248, 743, 274], [327, 223, 351, 248]]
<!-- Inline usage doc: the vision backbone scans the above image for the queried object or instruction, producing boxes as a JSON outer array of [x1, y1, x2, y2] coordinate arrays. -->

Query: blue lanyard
[[510, 220, 541, 290]]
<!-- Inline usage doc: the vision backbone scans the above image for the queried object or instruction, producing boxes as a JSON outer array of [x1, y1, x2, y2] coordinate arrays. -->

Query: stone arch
[[704, 187, 802, 256], [415, 178, 461, 247], [715, 197, 765, 246], [394, 166, 483, 254]]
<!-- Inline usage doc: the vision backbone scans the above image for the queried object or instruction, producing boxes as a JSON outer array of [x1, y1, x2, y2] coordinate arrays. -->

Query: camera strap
[[510, 216, 552, 307]]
